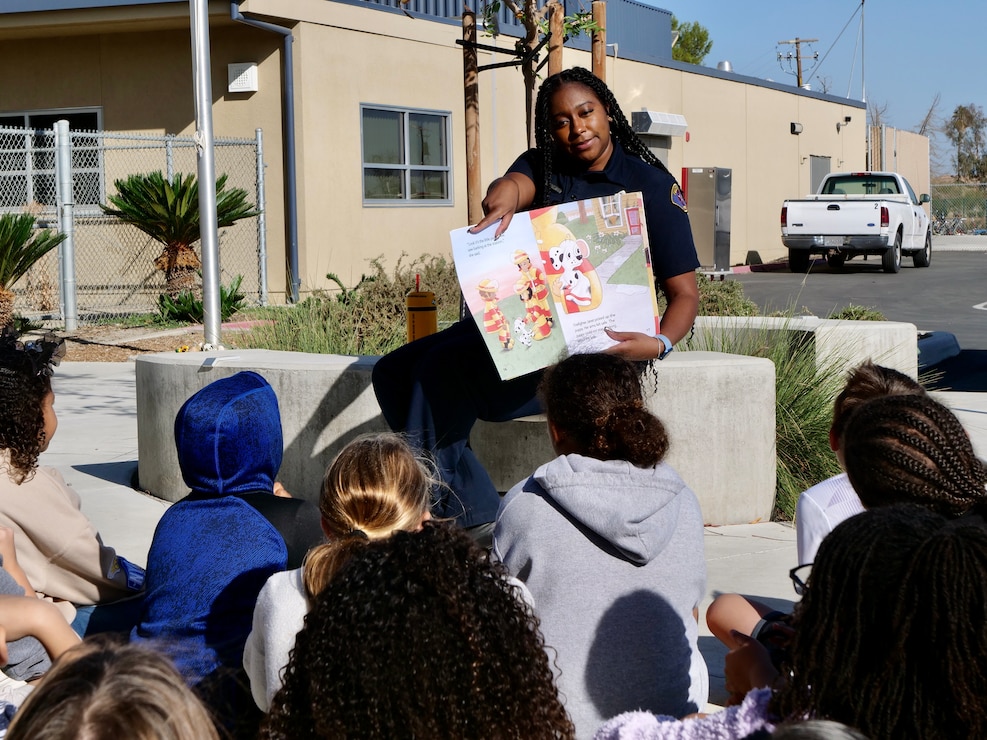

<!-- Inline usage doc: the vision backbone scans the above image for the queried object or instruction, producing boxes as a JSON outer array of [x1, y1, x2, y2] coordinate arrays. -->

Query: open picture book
[[450, 191, 660, 380]]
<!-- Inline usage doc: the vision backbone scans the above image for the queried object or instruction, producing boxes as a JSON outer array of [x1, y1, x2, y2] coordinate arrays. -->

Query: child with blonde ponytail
[[243, 433, 433, 711]]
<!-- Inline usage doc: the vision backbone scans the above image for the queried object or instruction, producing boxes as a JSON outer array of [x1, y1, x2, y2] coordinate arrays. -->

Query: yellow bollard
[[406, 290, 437, 343]]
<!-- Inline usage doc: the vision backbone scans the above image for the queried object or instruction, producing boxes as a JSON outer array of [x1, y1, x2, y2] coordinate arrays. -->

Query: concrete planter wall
[[135, 317, 916, 526], [136, 349, 776, 525]]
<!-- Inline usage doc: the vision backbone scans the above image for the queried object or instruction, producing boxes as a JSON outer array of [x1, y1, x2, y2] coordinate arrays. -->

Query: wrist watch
[[655, 334, 674, 360]]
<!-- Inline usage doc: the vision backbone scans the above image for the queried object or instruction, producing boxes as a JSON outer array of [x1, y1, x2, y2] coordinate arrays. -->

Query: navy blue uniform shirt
[[508, 141, 700, 281]]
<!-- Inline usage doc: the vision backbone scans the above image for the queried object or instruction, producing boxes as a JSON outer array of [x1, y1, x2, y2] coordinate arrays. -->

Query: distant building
[[1, 0, 926, 301]]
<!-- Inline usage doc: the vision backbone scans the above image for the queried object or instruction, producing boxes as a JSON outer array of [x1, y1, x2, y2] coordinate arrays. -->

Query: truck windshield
[[821, 175, 900, 195]]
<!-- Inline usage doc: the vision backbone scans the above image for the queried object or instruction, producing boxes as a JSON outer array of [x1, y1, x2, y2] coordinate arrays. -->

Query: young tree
[[101, 172, 259, 298], [479, 1, 600, 146], [0, 214, 66, 329], [671, 15, 712, 65], [943, 104, 986, 181]]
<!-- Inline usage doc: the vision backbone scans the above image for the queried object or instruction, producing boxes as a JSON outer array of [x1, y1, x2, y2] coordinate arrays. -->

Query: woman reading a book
[[372, 67, 700, 537]]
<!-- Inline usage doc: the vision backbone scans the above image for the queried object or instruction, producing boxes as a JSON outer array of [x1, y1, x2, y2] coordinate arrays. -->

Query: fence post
[[255, 128, 268, 306], [54, 120, 78, 331], [166, 134, 175, 180]]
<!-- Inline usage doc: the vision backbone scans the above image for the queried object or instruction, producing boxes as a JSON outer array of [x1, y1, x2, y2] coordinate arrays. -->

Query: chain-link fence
[[931, 183, 987, 235], [0, 124, 265, 324]]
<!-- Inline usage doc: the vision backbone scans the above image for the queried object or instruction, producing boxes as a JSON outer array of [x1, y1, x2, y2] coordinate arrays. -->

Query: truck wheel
[[882, 231, 902, 273], [788, 250, 811, 273], [913, 231, 932, 268], [826, 253, 847, 269]]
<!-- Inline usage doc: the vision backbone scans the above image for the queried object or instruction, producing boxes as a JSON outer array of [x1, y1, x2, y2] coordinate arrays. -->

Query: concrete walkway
[[42, 360, 987, 707]]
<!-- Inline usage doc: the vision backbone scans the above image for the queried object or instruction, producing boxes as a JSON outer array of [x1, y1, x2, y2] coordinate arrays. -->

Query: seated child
[[243, 433, 433, 711], [711, 392, 987, 699], [132, 371, 323, 734], [493, 353, 708, 737], [260, 522, 573, 739], [708, 363, 927, 657], [597, 505, 987, 739], [0, 329, 143, 627], [0, 526, 79, 683], [795, 361, 925, 565], [7, 636, 220, 739]]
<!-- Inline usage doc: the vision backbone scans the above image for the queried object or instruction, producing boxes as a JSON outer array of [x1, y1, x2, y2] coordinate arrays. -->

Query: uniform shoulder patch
[[671, 183, 688, 212]]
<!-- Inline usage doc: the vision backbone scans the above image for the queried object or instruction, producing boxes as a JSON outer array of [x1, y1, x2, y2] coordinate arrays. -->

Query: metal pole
[[860, 0, 866, 103], [255, 128, 268, 306], [190, 0, 222, 348], [166, 134, 175, 180], [54, 120, 78, 331]]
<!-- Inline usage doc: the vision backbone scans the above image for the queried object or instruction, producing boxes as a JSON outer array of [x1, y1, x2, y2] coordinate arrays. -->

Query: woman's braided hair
[[772, 504, 987, 738], [842, 393, 987, 516], [532, 67, 671, 207], [540, 352, 668, 467]]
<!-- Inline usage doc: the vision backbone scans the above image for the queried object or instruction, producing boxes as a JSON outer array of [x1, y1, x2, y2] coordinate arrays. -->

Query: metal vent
[[631, 110, 688, 137]]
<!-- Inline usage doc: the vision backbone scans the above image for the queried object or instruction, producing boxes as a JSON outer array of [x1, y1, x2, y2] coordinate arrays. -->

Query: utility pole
[[777, 37, 818, 88]]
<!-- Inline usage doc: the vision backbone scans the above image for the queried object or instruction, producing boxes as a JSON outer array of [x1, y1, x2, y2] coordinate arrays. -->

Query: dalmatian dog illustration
[[560, 268, 593, 308], [513, 317, 534, 347], [548, 239, 585, 272]]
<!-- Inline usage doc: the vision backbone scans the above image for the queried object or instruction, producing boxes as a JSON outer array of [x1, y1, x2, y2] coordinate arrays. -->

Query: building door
[[809, 155, 831, 195]]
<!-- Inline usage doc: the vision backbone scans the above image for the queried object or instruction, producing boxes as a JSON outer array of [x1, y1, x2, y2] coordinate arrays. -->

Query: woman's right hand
[[470, 174, 535, 239]]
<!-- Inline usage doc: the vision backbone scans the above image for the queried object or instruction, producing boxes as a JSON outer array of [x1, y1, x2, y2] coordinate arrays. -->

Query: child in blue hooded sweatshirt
[[133, 371, 323, 736]]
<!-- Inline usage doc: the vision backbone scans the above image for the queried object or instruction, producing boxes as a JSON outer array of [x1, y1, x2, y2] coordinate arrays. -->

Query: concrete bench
[[691, 316, 918, 378], [136, 348, 776, 525], [473, 351, 777, 525]]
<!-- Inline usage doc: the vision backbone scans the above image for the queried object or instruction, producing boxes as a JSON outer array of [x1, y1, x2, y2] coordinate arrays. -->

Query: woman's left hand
[[603, 328, 662, 361]]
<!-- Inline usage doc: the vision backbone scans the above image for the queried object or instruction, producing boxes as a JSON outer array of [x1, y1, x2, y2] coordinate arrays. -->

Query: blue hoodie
[[134, 372, 291, 684]]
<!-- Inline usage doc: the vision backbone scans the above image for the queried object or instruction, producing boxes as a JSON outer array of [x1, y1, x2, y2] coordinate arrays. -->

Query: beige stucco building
[[1, 1, 927, 303]]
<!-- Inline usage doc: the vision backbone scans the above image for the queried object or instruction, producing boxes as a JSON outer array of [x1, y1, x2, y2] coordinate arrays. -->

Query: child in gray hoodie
[[494, 353, 708, 738]]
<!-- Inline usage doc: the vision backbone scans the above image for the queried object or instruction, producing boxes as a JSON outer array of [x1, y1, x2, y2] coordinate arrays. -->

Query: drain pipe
[[231, 1, 300, 303]]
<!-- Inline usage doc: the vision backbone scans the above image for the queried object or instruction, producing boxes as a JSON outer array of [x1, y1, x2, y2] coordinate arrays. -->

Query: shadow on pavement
[[73, 461, 140, 488]]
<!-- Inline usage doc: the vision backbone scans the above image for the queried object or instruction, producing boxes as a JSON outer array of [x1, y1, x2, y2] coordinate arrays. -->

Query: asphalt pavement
[[733, 235, 987, 393], [43, 358, 987, 708]]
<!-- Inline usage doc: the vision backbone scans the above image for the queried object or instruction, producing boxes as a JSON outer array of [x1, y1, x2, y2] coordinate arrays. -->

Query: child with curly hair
[[243, 433, 434, 711], [261, 522, 573, 739], [0, 330, 143, 629], [494, 352, 708, 737]]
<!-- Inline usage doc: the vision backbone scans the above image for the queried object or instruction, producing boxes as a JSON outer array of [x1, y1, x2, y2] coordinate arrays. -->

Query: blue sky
[[661, 0, 983, 170]]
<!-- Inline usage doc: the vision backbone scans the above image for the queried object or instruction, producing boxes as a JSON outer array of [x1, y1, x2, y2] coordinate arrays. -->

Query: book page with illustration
[[450, 191, 660, 380]]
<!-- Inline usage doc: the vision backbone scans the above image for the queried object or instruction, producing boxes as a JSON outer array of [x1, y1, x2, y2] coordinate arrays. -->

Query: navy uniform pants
[[372, 319, 543, 528]]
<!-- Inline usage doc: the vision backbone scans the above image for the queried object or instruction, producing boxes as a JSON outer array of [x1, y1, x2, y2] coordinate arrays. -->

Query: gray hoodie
[[493, 453, 708, 739]]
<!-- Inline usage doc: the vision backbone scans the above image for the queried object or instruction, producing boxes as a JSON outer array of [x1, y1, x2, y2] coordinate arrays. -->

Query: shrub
[[241, 254, 460, 356], [656, 274, 759, 318], [157, 275, 246, 323], [684, 320, 845, 520], [828, 304, 886, 321]]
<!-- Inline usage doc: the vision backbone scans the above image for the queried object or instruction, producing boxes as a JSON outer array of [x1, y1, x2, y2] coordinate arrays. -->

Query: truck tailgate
[[783, 199, 885, 238]]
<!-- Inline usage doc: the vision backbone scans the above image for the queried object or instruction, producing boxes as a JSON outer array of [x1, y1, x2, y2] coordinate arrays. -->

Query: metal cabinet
[[682, 167, 732, 271]]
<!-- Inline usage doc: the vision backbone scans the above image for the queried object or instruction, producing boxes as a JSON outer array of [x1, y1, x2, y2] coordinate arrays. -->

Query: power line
[[777, 37, 818, 88]]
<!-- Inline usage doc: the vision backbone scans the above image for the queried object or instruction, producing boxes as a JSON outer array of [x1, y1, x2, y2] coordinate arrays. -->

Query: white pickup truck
[[781, 171, 931, 273]]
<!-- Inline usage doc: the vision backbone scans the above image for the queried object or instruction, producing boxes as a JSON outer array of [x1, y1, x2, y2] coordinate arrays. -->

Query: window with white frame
[[0, 108, 103, 211], [600, 193, 623, 228], [361, 105, 451, 204]]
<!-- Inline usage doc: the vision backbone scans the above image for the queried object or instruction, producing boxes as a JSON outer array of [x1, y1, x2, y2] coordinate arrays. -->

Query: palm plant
[[101, 171, 259, 298], [0, 213, 66, 329]]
